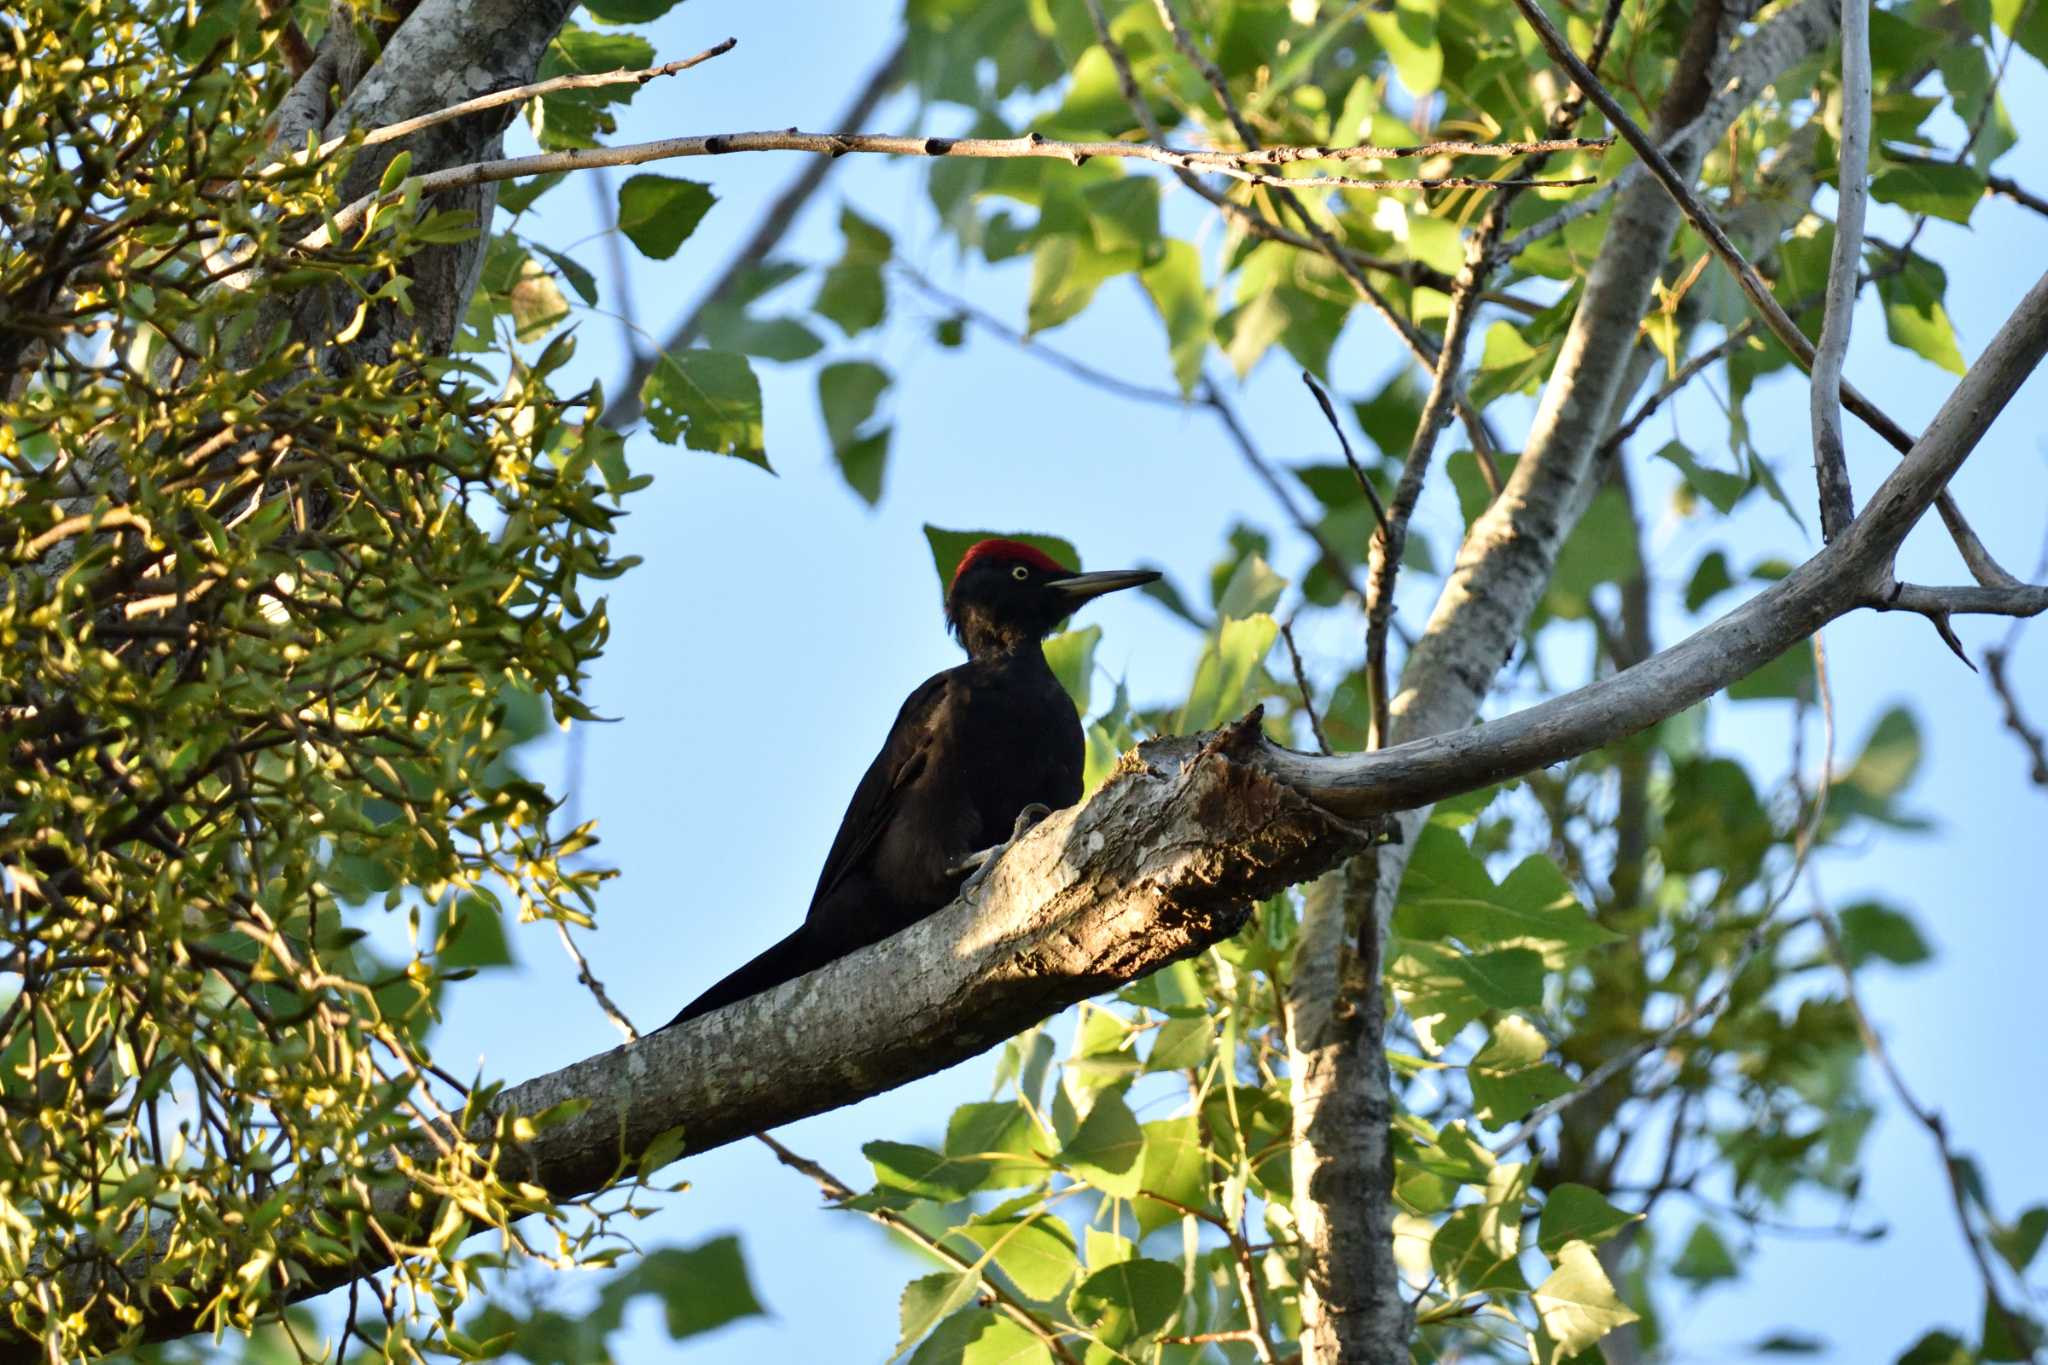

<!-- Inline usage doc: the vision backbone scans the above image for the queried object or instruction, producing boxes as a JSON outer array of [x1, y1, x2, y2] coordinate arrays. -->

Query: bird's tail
[[662, 926, 822, 1030]]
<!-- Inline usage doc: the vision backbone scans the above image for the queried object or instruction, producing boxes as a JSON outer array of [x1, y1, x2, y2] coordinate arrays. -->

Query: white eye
[[1011, 565, 1030, 581]]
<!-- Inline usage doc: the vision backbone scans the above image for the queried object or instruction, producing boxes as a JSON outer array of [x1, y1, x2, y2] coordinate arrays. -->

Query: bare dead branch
[[1990, 171, 2048, 218], [1279, 621, 1334, 756], [1300, 372, 1391, 531], [1808, 0, 1871, 540], [555, 921, 638, 1044], [1984, 643, 2048, 785]]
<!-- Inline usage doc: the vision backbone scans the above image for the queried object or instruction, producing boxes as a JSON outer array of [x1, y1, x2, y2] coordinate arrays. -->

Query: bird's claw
[[952, 803, 1053, 902]]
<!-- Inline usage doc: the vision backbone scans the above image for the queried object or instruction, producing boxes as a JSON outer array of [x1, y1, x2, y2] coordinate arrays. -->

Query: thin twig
[[556, 922, 637, 1044], [1982, 645, 2048, 785], [1300, 372, 1388, 534], [1179, 135, 1613, 165], [1279, 621, 1333, 756], [896, 263, 1190, 407], [306, 128, 1594, 251], [1808, 0, 1871, 540], [1989, 172, 2048, 218]]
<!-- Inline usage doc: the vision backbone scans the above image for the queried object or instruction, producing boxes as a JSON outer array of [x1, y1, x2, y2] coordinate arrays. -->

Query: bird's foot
[[951, 803, 1052, 902]]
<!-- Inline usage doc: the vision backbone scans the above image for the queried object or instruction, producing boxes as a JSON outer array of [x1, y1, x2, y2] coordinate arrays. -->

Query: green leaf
[[615, 175, 716, 260], [1042, 626, 1101, 714], [631, 1237, 765, 1340], [378, 149, 412, 195], [1993, 0, 2048, 68], [1896, 1330, 1973, 1365], [1992, 1206, 2048, 1275], [1685, 550, 1736, 612], [1177, 613, 1278, 733], [1656, 440, 1748, 515], [953, 1217, 1078, 1299], [1539, 1184, 1644, 1257], [1839, 706, 1923, 804], [815, 206, 893, 337], [1082, 175, 1161, 256], [582, 0, 683, 19], [503, 256, 569, 341], [1134, 1116, 1208, 1234], [1835, 901, 1934, 968], [1139, 241, 1210, 394], [533, 28, 656, 149], [910, 1309, 1053, 1365], [641, 349, 768, 465], [1534, 1240, 1639, 1354], [900, 1271, 982, 1357], [865, 1140, 992, 1200], [1546, 486, 1643, 619], [1145, 1014, 1213, 1072], [497, 172, 566, 216], [431, 894, 516, 971], [1215, 554, 1287, 620], [1363, 0, 1443, 94], [1397, 829, 1620, 963], [818, 361, 888, 447], [1027, 233, 1134, 334], [1870, 161, 1986, 224], [923, 527, 1080, 606], [1468, 1015, 1574, 1127], [1221, 243, 1349, 377], [1067, 1258, 1182, 1348], [1059, 1091, 1146, 1198], [1671, 1222, 1739, 1284], [1879, 256, 1967, 375], [1431, 1162, 1531, 1294], [945, 1101, 1049, 1189], [530, 242, 599, 307], [817, 360, 892, 505]]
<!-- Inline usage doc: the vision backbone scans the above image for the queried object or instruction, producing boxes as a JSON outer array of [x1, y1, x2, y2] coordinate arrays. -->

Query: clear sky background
[[387, 1, 2048, 1359]]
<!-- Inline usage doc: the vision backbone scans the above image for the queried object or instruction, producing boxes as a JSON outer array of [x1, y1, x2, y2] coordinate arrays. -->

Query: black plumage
[[665, 540, 1158, 1028]]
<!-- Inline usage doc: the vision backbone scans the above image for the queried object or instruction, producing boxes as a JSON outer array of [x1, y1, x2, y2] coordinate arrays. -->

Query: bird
[[664, 539, 1159, 1028]]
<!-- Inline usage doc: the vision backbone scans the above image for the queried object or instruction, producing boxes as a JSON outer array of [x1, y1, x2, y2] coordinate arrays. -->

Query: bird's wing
[[803, 668, 951, 922]]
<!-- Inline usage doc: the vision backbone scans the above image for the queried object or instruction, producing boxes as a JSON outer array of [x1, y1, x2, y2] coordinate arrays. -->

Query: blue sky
[[397, 1, 2048, 1359]]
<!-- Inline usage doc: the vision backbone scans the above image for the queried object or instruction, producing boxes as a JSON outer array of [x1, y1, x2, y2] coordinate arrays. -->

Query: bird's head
[[946, 539, 1160, 657]]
